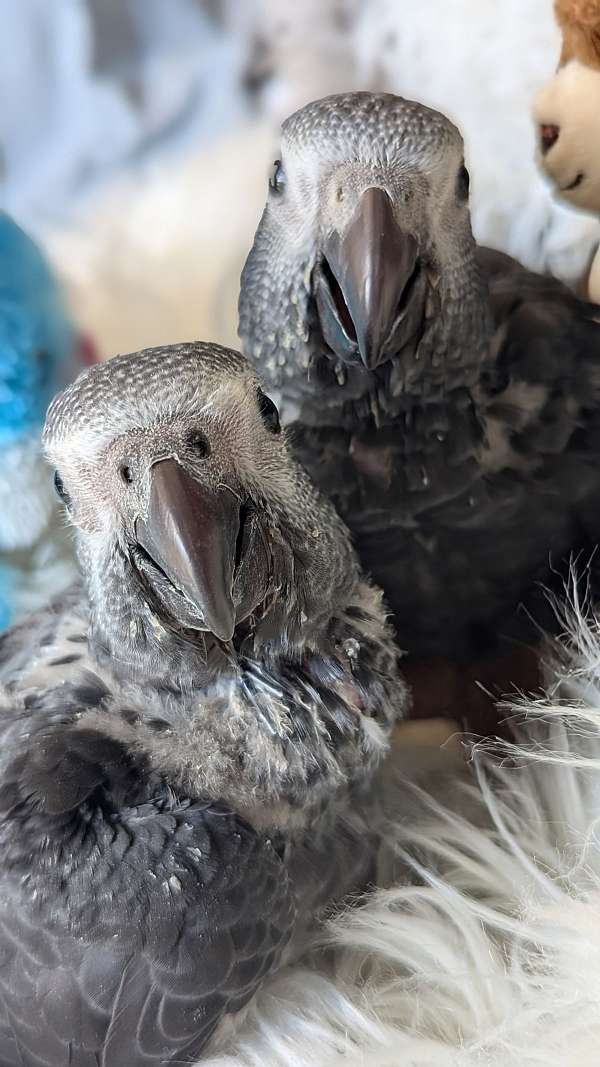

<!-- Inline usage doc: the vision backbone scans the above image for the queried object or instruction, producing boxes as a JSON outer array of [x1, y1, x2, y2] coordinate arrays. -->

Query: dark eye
[[119, 464, 134, 485], [269, 159, 286, 195], [257, 389, 281, 434], [53, 470, 71, 509], [186, 430, 210, 458], [457, 164, 470, 200]]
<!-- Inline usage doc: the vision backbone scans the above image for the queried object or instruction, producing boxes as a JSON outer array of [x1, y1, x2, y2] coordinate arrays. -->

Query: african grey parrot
[[239, 91, 600, 673], [0, 342, 406, 1066]]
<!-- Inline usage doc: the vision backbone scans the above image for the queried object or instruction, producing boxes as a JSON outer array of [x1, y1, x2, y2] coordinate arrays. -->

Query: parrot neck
[[277, 261, 494, 431], [82, 526, 359, 693], [86, 575, 400, 834]]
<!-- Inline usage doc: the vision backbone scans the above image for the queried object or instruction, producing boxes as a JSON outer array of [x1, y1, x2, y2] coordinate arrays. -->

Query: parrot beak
[[135, 459, 239, 642], [316, 187, 419, 371]]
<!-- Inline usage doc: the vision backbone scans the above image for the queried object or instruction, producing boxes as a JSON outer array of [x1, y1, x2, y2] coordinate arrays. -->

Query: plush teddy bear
[[533, 0, 600, 300]]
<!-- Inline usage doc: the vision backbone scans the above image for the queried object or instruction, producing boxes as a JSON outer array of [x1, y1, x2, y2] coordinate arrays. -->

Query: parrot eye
[[53, 470, 71, 509], [257, 389, 281, 434], [119, 464, 135, 485], [269, 159, 286, 195], [457, 164, 470, 200]]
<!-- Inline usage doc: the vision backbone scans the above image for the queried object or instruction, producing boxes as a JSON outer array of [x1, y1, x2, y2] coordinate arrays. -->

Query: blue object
[[0, 563, 14, 632], [0, 213, 77, 631], [0, 211, 74, 448]]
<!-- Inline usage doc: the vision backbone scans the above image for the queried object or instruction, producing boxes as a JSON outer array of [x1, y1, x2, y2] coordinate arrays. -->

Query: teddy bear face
[[533, 59, 600, 213]]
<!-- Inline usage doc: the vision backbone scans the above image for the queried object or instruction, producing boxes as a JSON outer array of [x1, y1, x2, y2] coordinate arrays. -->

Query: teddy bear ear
[[555, 1, 600, 68]]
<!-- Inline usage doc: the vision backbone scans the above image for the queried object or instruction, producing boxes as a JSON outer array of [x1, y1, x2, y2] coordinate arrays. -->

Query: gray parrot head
[[239, 92, 490, 401], [43, 342, 358, 684]]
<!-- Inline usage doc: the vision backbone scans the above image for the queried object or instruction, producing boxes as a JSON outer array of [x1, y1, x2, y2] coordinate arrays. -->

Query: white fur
[[0, 438, 54, 550], [0, 437, 76, 624], [199, 608, 600, 1066], [43, 125, 273, 361]]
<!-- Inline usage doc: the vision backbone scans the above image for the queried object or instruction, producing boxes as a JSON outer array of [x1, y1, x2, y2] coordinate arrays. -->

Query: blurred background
[[2, 0, 599, 359]]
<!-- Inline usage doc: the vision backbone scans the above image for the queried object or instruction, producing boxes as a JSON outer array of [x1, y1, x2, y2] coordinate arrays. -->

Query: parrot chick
[[0, 211, 97, 630], [239, 91, 600, 676], [0, 341, 406, 1066]]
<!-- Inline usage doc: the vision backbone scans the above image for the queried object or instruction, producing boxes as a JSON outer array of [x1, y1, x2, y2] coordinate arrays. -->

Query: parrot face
[[240, 92, 490, 397], [43, 342, 358, 683]]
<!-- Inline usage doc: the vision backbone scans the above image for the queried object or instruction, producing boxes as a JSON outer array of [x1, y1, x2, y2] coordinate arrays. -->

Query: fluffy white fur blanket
[[202, 606, 600, 1066]]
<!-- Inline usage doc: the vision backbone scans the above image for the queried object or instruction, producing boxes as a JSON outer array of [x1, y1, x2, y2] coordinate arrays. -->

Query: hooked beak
[[315, 187, 419, 370], [135, 459, 239, 642]]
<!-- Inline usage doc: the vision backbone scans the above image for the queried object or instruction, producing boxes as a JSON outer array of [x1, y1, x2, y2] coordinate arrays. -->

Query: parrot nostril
[[540, 124, 560, 155]]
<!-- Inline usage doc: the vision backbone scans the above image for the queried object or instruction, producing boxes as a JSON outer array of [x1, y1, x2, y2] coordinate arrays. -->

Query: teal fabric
[[0, 211, 73, 447], [0, 213, 75, 630]]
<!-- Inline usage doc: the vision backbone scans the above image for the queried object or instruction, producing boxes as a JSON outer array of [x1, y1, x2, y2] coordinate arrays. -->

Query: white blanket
[[205, 604, 600, 1066]]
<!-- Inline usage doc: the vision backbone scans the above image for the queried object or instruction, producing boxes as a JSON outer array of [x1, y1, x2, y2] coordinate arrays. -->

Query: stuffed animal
[[0, 212, 96, 630], [533, 0, 600, 300]]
